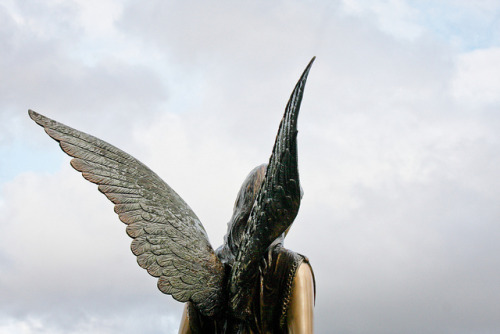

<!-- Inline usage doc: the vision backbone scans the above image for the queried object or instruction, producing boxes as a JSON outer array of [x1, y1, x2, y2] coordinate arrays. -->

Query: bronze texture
[[29, 57, 316, 333]]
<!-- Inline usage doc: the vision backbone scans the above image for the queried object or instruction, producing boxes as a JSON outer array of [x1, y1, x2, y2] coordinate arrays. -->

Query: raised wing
[[29, 110, 225, 317], [228, 57, 315, 317]]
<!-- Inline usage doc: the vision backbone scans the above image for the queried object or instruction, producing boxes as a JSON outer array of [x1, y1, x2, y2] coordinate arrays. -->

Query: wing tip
[[28, 109, 41, 123], [299, 56, 315, 87], [28, 109, 52, 129], [306, 56, 316, 71]]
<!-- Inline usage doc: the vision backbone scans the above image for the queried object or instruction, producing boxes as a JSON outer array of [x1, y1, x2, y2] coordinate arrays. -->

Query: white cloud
[[0, 169, 184, 333], [341, 0, 424, 40], [2, 0, 500, 333], [452, 47, 500, 107]]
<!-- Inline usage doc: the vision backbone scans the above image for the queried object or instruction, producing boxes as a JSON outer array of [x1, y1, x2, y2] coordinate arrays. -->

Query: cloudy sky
[[1, 0, 500, 333]]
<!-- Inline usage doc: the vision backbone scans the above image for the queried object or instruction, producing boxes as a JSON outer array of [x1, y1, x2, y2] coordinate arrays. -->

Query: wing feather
[[229, 57, 315, 317], [29, 110, 225, 317]]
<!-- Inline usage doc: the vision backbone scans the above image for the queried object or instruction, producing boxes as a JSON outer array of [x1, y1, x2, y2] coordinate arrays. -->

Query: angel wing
[[228, 57, 315, 317], [29, 110, 225, 317]]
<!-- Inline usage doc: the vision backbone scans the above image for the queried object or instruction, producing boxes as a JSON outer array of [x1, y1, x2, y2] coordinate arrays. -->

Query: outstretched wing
[[228, 57, 315, 317], [29, 110, 225, 317]]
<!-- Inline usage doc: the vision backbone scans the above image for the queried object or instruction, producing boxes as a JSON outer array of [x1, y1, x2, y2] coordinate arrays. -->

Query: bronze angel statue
[[29, 58, 316, 333]]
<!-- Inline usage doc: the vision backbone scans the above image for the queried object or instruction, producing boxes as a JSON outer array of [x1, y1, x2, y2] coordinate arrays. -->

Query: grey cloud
[[323, 178, 500, 334], [0, 2, 167, 145], [0, 170, 183, 333], [2, 1, 500, 333]]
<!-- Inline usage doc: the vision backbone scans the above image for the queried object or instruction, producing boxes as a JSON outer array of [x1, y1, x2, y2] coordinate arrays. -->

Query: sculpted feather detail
[[228, 57, 315, 317], [29, 58, 315, 330], [29, 110, 225, 317]]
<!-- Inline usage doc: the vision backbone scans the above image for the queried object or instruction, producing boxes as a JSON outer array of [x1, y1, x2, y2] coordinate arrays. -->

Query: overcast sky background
[[1, 0, 500, 333]]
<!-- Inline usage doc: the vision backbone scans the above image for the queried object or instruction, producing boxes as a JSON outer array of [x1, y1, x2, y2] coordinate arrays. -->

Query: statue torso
[[187, 245, 312, 333]]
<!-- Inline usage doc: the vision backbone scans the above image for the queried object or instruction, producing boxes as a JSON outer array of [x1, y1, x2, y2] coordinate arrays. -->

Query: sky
[[1, 0, 500, 333]]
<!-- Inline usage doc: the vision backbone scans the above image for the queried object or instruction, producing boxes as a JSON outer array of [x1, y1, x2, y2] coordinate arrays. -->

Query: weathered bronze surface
[[29, 57, 316, 333]]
